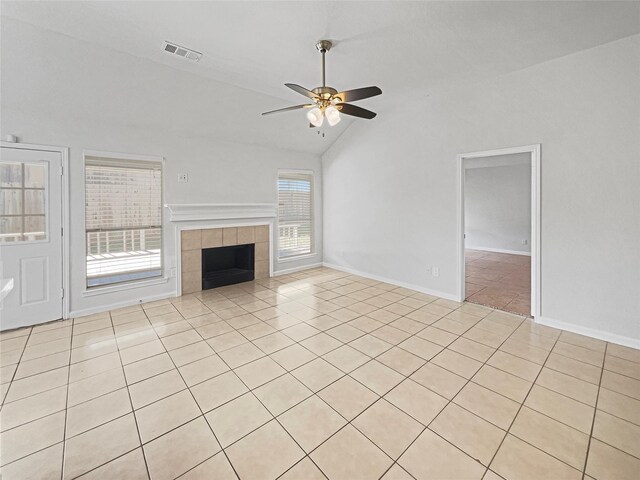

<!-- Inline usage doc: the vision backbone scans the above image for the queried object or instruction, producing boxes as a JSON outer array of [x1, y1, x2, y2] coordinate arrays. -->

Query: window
[[277, 171, 313, 259], [0, 161, 47, 243], [85, 155, 162, 287]]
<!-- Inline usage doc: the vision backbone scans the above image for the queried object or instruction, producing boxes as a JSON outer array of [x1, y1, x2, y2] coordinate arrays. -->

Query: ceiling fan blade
[[337, 103, 377, 120], [333, 86, 382, 103], [262, 104, 314, 116], [285, 83, 319, 99]]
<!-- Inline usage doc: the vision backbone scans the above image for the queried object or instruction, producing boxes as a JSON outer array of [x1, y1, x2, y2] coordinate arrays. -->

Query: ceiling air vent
[[163, 41, 202, 62]]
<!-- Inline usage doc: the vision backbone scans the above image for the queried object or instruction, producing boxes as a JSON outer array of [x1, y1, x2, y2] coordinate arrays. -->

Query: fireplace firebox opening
[[202, 243, 255, 290]]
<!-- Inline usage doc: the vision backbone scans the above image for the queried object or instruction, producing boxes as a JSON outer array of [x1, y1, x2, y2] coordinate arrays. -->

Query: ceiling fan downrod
[[316, 40, 332, 89]]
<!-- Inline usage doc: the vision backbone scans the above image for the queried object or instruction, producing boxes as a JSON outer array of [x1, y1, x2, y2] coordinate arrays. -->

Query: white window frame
[[277, 169, 314, 262], [83, 150, 165, 291], [0, 160, 50, 244]]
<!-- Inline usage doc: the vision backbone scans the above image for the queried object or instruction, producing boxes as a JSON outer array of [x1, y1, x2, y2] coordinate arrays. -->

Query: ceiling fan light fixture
[[307, 107, 324, 127], [325, 106, 341, 126], [261, 40, 381, 126]]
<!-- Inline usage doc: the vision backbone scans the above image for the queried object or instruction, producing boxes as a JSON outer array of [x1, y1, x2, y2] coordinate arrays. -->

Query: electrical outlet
[[432, 267, 439, 277], [522, 239, 528, 245], [178, 173, 189, 183]]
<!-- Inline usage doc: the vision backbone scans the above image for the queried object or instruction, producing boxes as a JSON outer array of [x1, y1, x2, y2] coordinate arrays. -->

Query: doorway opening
[[457, 145, 540, 317]]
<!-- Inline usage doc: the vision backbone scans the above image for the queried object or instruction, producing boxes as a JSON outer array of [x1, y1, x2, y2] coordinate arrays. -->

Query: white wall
[[0, 19, 323, 317], [323, 34, 640, 345], [465, 160, 531, 254]]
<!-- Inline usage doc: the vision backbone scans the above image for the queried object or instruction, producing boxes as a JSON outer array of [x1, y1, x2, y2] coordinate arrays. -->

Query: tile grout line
[[1, 326, 35, 407], [102, 309, 153, 480], [274, 456, 330, 480], [580, 342, 608, 480], [59, 314, 74, 480]]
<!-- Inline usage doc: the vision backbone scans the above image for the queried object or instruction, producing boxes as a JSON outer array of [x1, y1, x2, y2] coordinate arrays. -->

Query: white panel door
[[0, 147, 63, 330]]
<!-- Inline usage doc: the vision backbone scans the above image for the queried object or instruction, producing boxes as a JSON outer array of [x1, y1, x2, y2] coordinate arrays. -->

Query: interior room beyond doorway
[[465, 248, 531, 315], [462, 152, 533, 316]]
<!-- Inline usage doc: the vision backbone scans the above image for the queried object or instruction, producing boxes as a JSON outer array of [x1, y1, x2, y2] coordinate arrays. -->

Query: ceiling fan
[[262, 40, 382, 127]]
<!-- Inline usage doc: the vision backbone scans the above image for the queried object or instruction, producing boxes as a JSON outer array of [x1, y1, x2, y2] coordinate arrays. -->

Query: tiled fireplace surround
[[180, 225, 270, 295]]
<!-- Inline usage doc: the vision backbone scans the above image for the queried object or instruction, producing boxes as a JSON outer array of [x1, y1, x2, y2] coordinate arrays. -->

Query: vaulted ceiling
[[3, 1, 639, 154]]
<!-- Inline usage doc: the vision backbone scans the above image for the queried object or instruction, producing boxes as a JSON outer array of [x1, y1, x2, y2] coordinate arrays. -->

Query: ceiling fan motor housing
[[312, 86, 338, 99]]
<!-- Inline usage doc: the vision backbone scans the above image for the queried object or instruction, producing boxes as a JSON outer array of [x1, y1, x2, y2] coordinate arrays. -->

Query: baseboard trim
[[536, 316, 640, 349], [68, 292, 175, 319], [466, 246, 531, 257], [322, 262, 459, 302], [274, 263, 324, 277]]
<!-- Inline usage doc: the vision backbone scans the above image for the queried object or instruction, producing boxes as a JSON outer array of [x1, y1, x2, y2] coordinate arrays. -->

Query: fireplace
[[180, 225, 270, 295], [202, 243, 255, 290]]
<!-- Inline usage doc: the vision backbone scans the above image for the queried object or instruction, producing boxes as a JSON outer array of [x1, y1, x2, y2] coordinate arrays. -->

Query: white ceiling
[[3, 1, 639, 153]]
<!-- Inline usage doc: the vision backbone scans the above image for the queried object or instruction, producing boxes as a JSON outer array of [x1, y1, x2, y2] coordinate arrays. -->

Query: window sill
[[82, 275, 170, 297], [277, 253, 317, 264]]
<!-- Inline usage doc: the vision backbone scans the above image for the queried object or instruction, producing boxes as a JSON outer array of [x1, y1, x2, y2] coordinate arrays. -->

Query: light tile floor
[[1, 267, 639, 480], [465, 249, 531, 316]]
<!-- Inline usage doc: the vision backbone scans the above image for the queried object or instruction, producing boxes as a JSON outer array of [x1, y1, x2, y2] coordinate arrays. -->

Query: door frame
[[456, 144, 541, 317], [1, 141, 70, 321]]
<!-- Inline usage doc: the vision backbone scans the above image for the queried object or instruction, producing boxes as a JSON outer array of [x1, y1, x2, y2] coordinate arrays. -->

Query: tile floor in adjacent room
[[465, 249, 532, 316], [1, 267, 639, 480]]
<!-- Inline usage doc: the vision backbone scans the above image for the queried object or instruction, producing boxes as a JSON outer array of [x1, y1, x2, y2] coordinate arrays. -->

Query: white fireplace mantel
[[165, 203, 277, 222]]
